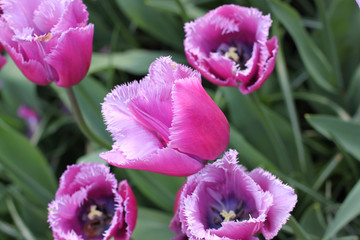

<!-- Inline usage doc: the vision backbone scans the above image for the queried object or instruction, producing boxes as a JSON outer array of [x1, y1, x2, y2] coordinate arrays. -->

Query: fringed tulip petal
[[0, 0, 93, 87], [169, 77, 229, 160], [170, 149, 296, 240], [46, 25, 93, 87], [249, 168, 297, 239], [184, 5, 278, 94], [101, 57, 229, 176], [48, 163, 137, 240], [100, 148, 203, 177]]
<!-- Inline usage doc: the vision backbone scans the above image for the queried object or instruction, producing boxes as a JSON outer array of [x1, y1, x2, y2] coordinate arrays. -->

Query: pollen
[[220, 209, 236, 222], [170, 61, 177, 69], [225, 47, 239, 63], [88, 205, 103, 220], [44, 33, 53, 42], [34, 33, 43, 41]]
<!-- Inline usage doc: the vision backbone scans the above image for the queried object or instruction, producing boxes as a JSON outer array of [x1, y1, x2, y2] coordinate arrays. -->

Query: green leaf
[[323, 179, 360, 239], [267, 0, 336, 93], [0, 120, 56, 206], [89, 49, 187, 76], [145, 0, 206, 19], [126, 170, 185, 212], [300, 203, 326, 237], [0, 57, 40, 113], [115, 0, 183, 50], [306, 115, 360, 162], [229, 125, 278, 171], [76, 150, 108, 164], [132, 207, 174, 240]]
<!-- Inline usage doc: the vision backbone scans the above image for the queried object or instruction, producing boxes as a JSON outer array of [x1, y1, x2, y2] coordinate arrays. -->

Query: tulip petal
[[33, 0, 63, 33], [52, 0, 89, 32], [46, 24, 93, 87], [239, 37, 278, 94], [249, 168, 297, 239], [100, 147, 203, 177], [169, 77, 229, 160], [102, 81, 164, 160]]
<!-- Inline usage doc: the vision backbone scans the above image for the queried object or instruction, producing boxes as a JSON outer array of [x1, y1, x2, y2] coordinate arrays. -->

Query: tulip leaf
[[90, 49, 187, 76], [0, 120, 56, 206], [76, 149, 108, 164], [132, 207, 174, 240], [115, 0, 183, 50], [323, 179, 360, 239], [267, 0, 337, 93], [73, 78, 112, 144], [229, 125, 278, 171], [305, 115, 360, 162], [0, 57, 41, 113], [300, 203, 326, 237], [126, 170, 185, 212]]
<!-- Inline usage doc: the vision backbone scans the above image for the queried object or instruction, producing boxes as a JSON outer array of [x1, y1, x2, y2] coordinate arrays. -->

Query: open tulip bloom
[[184, 5, 278, 94], [170, 150, 297, 240], [100, 56, 229, 177], [48, 163, 137, 240], [0, 0, 94, 87]]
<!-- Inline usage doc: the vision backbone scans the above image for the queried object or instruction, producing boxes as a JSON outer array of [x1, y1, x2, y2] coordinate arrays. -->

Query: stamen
[[88, 205, 103, 220], [34, 33, 42, 41], [220, 210, 236, 222], [44, 33, 52, 42], [170, 62, 177, 69], [225, 47, 239, 62]]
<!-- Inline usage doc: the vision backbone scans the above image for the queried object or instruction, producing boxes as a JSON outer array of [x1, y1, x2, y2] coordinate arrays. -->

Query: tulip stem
[[175, 0, 190, 22], [66, 87, 112, 150]]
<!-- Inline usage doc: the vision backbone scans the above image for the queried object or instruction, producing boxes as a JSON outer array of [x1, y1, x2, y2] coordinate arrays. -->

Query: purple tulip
[[0, 0, 94, 87], [48, 163, 137, 240], [184, 5, 278, 94], [357, 0, 360, 7], [170, 149, 297, 240], [100, 56, 229, 177], [17, 105, 40, 138]]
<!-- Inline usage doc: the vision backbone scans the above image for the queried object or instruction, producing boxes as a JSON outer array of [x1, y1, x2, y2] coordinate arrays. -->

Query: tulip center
[[216, 41, 252, 70], [79, 198, 115, 240], [207, 196, 252, 229]]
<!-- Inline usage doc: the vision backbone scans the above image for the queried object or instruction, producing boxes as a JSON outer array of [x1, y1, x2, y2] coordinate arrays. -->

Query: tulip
[[170, 149, 297, 240], [100, 56, 229, 176], [17, 105, 40, 138], [184, 5, 278, 94], [48, 163, 137, 240], [0, 0, 94, 87]]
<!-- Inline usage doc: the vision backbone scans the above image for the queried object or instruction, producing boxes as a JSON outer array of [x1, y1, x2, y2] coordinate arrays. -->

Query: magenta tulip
[[100, 56, 229, 176], [170, 149, 297, 240], [184, 5, 278, 94], [0, 0, 94, 87], [17, 105, 40, 137], [48, 163, 137, 240]]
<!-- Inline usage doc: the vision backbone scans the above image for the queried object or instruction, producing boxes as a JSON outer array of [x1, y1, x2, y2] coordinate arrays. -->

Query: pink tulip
[[0, 0, 94, 87], [170, 149, 297, 240], [184, 5, 278, 94], [17, 105, 40, 137], [100, 57, 229, 176], [48, 163, 137, 240]]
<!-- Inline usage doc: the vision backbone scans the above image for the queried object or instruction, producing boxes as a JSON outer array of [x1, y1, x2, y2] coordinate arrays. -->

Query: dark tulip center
[[79, 198, 115, 240], [216, 41, 252, 70], [207, 195, 252, 230]]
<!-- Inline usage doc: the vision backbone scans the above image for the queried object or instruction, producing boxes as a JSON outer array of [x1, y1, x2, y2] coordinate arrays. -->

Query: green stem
[[313, 153, 342, 190], [66, 88, 111, 150], [315, 0, 343, 89], [287, 216, 311, 240], [175, 0, 190, 22], [273, 20, 307, 174], [250, 93, 290, 171]]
